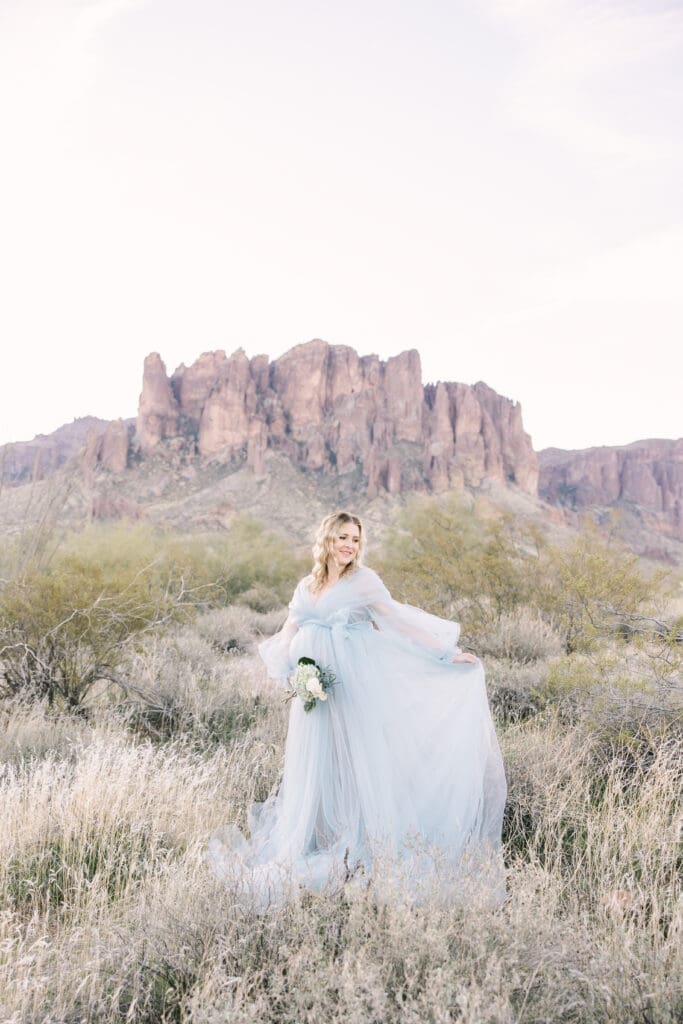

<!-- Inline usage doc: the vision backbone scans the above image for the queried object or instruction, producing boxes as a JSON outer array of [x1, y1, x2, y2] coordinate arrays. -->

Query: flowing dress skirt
[[207, 568, 507, 906]]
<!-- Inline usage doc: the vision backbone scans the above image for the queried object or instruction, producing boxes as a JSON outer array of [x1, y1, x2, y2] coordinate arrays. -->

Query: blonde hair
[[310, 511, 364, 593]]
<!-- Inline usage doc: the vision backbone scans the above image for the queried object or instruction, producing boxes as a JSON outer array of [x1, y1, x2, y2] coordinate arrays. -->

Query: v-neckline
[[308, 574, 347, 607]]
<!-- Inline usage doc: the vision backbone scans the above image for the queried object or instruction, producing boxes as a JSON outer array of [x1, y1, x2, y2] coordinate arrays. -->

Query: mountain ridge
[[2, 340, 681, 554]]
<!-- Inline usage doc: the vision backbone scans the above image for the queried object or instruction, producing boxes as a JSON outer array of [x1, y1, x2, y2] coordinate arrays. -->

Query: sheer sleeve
[[355, 566, 462, 663], [257, 581, 303, 687]]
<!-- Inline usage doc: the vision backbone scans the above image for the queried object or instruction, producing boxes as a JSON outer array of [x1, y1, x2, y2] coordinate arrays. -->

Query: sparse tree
[[536, 521, 671, 654], [0, 558, 197, 708], [377, 495, 540, 637]]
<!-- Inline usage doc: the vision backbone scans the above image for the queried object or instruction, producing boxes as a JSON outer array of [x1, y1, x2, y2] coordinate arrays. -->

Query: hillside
[[1, 340, 681, 562]]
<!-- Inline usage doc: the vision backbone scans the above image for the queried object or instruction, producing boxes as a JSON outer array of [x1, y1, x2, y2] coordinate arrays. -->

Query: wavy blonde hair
[[310, 511, 364, 593]]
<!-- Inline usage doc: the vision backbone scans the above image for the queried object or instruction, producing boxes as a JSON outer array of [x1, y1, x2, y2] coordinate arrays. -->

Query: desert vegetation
[[0, 505, 681, 1023]]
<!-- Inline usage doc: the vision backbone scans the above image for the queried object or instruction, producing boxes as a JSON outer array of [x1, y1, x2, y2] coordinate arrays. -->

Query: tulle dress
[[207, 565, 507, 904]]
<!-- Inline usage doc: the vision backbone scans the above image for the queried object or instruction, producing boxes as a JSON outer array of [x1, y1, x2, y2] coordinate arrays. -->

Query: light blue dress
[[207, 565, 507, 904]]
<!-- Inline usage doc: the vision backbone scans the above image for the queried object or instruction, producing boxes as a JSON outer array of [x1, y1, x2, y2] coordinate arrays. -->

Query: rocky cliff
[[539, 440, 683, 540], [3, 341, 682, 553], [134, 340, 539, 497], [0, 417, 115, 486]]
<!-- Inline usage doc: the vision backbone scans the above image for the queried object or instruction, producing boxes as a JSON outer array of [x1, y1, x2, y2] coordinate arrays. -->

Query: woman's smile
[[332, 527, 360, 566]]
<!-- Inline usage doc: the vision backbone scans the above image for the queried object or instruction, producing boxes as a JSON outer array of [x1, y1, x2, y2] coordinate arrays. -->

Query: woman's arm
[[371, 598, 477, 663], [358, 568, 477, 664], [257, 579, 304, 686], [258, 614, 299, 687]]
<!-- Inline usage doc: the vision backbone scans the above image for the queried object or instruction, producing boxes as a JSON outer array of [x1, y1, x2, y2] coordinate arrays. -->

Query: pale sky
[[1, 0, 682, 451]]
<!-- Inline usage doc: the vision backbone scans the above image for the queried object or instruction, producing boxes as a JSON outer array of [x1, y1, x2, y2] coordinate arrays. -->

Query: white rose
[[305, 677, 324, 697]]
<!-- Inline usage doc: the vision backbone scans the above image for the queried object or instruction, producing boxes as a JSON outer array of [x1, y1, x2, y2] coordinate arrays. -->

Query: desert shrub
[[162, 517, 304, 609], [0, 518, 302, 709], [118, 624, 284, 747], [0, 732, 235, 910], [117, 607, 289, 746], [5, 823, 168, 914], [0, 698, 94, 765], [237, 581, 289, 612], [377, 495, 540, 636], [195, 605, 284, 655], [58, 518, 304, 610], [502, 717, 682, 930], [540, 645, 683, 738], [474, 605, 564, 663], [484, 658, 550, 724], [535, 522, 673, 654], [0, 555, 195, 708], [379, 497, 676, 664]]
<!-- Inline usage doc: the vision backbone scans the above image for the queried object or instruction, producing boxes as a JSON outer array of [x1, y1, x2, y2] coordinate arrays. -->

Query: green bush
[[0, 556, 189, 707], [377, 495, 539, 637], [378, 497, 674, 659], [0, 518, 303, 709], [535, 522, 671, 654], [57, 518, 304, 610]]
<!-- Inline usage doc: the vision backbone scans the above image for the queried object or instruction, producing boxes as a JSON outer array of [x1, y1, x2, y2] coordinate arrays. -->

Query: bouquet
[[285, 656, 337, 712]]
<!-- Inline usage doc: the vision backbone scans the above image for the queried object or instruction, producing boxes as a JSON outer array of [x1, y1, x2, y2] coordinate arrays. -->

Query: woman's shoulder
[[295, 573, 314, 594], [289, 574, 313, 605], [352, 564, 379, 580], [347, 564, 387, 592], [356, 563, 386, 578]]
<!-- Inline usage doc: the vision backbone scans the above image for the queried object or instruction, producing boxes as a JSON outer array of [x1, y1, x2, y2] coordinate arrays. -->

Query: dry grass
[[473, 607, 564, 665], [0, 608, 681, 1023]]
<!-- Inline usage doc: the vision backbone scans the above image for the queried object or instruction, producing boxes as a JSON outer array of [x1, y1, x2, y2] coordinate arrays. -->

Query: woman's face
[[330, 521, 361, 568]]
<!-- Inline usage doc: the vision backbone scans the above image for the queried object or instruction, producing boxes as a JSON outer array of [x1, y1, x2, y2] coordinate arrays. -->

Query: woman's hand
[[452, 652, 479, 664]]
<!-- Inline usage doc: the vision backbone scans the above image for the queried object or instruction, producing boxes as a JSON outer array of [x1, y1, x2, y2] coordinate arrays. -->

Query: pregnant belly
[[289, 622, 333, 667], [289, 619, 373, 683]]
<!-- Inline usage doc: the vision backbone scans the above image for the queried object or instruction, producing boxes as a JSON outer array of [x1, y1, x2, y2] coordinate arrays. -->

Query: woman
[[207, 511, 507, 904]]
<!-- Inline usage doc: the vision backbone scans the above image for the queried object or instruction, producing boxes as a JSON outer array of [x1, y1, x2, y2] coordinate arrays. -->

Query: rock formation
[[82, 419, 132, 479], [137, 353, 180, 452], [4, 340, 681, 549], [0, 417, 111, 486], [132, 340, 539, 496], [539, 440, 683, 540]]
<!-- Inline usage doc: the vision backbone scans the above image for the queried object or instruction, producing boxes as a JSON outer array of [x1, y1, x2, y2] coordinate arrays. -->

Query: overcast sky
[[1, 0, 681, 451]]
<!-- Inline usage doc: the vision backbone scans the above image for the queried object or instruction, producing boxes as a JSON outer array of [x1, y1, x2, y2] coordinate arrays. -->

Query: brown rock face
[[137, 353, 179, 452], [539, 440, 683, 540], [82, 419, 131, 480], [135, 339, 538, 496], [198, 350, 260, 457], [0, 417, 111, 486], [99, 419, 130, 473], [423, 381, 539, 494], [172, 351, 230, 428]]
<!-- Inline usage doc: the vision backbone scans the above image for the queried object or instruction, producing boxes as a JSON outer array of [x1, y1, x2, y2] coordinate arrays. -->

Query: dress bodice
[[288, 566, 460, 657], [290, 572, 374, 630], [258, 565, 462, 690]]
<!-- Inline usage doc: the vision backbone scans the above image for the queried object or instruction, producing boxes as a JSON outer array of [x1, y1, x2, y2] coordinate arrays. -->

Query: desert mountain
[[0, 416, 117, 486], [2, 340, 681, 559], [540, 440, 683, 544], [133, 341, 538, 498]]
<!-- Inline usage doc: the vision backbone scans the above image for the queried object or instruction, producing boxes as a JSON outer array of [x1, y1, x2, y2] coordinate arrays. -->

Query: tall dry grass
[[0, 605, 681, 1023]]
